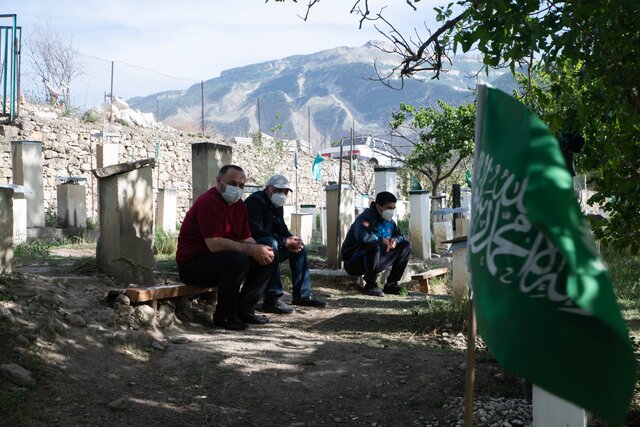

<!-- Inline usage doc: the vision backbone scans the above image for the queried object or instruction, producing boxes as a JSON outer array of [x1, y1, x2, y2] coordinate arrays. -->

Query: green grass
[[153, 228, 177, 255], [602, 245, 640, 322]]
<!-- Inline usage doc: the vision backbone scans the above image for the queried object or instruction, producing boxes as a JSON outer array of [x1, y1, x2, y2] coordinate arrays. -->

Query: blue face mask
[[221, 184, 243, 205]]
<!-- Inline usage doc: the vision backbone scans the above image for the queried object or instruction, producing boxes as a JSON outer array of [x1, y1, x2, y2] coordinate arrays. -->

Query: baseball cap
[[266, 174, 293, 191]]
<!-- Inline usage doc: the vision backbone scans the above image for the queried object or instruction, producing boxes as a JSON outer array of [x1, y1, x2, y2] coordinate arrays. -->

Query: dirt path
[[1, 252, 528, 427]]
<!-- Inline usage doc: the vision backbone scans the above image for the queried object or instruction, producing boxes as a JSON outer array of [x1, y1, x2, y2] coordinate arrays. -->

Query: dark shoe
[[291, 297, 326, 308], [239, 313, 270, 325], [213, 316, 247, 331], [383, 283, 403, 295], [262, 299, 295, 314], [363, 285, 384, 297]]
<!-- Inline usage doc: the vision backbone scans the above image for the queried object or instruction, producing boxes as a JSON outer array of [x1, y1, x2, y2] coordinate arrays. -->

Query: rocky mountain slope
[[129, 42, 516, 151]]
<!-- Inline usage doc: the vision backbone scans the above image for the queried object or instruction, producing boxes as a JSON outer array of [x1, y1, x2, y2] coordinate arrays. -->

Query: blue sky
[[8, 0, 445, 80]]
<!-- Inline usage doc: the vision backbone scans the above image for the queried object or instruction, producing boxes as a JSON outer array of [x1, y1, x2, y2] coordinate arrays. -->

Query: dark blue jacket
[[341, 202, 405, 261], [245, 189, 292, 249]]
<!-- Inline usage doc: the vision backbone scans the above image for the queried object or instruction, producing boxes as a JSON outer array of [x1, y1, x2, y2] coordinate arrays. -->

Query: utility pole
[[109, 61, 114, 122], [257, 98, 262, 144], [200, 80, 205, 136]]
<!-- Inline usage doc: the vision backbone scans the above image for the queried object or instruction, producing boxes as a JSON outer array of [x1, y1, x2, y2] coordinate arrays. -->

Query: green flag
[[312, 154, 324, 181], [469, 85, 636, 425]]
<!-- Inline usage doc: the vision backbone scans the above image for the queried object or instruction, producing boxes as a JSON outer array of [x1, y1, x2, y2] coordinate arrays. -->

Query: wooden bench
[[107, 284, 217, 310], [411, 268, 449, 293]]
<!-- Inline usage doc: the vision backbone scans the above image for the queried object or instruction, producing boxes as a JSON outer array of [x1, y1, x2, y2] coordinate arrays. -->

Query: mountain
[[128, 42, 516, 152]]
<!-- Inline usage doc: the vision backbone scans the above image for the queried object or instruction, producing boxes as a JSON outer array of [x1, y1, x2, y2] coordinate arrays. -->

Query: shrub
[[153, 228, 177, 255], [82, 110, 100, 123]]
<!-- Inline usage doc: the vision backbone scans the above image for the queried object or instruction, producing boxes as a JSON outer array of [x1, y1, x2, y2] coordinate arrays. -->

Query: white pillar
[[191, 142, 233, 201], [409, 190, 431, 260], [157, 188, 177, 232], [0, 187, 14, 274], [326, 184, 355, 269], [533, 385, 586, 427], [11, 141, 44, 228], [374, 167, 398, 197]]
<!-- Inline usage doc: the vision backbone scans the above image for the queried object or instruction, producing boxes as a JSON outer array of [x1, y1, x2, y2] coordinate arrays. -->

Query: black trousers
[[178, 250, 274, 319], [343, 240, 411, 287]]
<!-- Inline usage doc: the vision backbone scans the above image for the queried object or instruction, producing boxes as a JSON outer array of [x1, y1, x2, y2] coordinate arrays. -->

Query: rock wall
[[0, 103, 380, 227]]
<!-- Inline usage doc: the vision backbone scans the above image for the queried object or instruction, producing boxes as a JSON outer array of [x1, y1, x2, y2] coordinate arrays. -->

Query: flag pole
[[464, 83, 488, 427], [464, 294, 477, 427]]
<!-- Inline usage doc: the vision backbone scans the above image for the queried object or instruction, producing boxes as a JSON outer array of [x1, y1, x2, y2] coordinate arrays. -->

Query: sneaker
[[213, 315, 248, 331], [291, 297, 326, 308], [262, 299, 295, 314], [383, 283, 403, 295], [363, 285, 384, 297], [239, 313, 270, 325]]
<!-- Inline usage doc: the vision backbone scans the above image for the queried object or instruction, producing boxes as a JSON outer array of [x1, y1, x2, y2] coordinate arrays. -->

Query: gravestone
[[93, 159, 155, 285], [299, 204, 317, 231], [532, 385, 586, 427], [290, 213, 313, 245], [191, 142, 232, 202], [56, 179, 87, 228], [374, 167, 398, 197], [326, 184, 355, 269], [96, 143, 120, 168], [157, 188, 177, 232], [432, 208, 454, 253], [0, 184, 29, 244], [409, 190, 432, 260], [0, 187, 14, 274], [11, 141, 44, 227]]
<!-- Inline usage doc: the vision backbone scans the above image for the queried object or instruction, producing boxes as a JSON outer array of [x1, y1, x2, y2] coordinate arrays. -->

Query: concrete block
[[191, 142, 232, 201], [326, 184, 355, 269]]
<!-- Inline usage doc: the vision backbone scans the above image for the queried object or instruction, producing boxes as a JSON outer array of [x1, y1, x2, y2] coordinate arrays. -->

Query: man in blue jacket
[[341, 191, 411, 296], [245, 174, 326, 314]]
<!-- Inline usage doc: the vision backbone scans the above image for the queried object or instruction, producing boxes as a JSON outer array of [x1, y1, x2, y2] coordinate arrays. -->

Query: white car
[[319, 136, 401, 167]]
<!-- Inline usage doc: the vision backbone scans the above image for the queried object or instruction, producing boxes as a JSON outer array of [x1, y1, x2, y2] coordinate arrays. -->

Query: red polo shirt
[[176, 187, 251, 266]]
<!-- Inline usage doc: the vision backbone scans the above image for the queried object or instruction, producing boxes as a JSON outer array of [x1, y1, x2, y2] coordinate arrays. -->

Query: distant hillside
[[128, 42, 517, 152]]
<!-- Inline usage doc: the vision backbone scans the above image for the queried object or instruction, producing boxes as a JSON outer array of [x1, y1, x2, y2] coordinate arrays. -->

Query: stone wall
[[0, 103, 378, 227]]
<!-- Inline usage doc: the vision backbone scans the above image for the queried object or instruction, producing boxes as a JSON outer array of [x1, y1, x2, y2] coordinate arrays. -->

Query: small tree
[[389, 100, 475, 197], [24, 22, 79, 108]]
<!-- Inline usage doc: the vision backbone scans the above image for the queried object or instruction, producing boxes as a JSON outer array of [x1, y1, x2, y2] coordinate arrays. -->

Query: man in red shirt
[[176, 165, 276, 330]]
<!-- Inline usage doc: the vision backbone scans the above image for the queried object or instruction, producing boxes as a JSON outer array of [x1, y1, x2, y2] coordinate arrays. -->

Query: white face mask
[[221, 184, 243, 205], [270, 192, 287, 208], [381, 209, 395, 221]]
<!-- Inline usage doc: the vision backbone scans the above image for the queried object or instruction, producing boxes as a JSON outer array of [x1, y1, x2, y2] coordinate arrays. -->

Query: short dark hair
[[218, 165, 245, 178], [375, 191, 397, 206]]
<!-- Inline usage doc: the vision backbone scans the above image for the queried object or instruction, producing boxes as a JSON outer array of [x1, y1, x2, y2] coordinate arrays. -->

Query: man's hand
[[251, 244, 275, 265], [381, 238, 392, 253], [285, 236, 304, 253], [389, 237, 397, 250]]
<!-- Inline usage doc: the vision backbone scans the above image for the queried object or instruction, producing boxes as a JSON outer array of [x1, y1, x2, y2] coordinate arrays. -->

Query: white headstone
[[409, 190, 431, 260], [533, 385, 586, 427]]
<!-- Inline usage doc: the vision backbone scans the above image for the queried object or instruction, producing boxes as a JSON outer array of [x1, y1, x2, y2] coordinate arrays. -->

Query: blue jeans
[[344, 240, 411, 287], [261, 237, 312, 302]]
